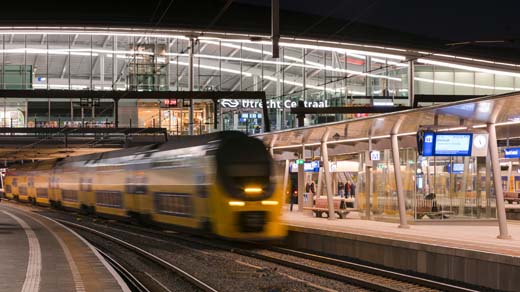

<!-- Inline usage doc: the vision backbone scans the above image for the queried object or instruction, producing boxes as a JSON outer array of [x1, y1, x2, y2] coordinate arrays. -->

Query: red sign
[[354, 113, 369, 118], [164, 99, 177, 107]]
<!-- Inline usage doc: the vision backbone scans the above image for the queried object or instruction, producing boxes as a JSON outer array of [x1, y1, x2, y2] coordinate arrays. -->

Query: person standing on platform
[[346, 181, 351, 198], [338, 181, 345, 198], [290, 189, 298, 211], [351, 182, 356, 198]]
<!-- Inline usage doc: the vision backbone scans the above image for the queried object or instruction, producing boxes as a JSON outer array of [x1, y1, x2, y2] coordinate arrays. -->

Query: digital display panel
[[290, 161, 320, 173], [422, 132, 435, 156], [304, 161, 320, 172], [446, 163, 464, 174], [434, 133, 473, 156]]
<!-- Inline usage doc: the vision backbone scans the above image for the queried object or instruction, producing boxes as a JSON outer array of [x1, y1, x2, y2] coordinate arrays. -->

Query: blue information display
[[304, 161, 320, 172], [422, 132, 435, 156], [434, 133, 473, 156], [446, 163, 464, 174], [418, 132, 473, 157], [504, 148, 520, 158]]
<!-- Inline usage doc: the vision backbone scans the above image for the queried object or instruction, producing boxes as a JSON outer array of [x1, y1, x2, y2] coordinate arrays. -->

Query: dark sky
[[237, 0, 520, 42]]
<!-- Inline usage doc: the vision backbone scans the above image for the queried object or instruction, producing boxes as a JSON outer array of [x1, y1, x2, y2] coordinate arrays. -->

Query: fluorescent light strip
[[176, 61, 252, 77], [172, 50, 401, 82], [0, 29, 188, 40], [201, 41, 400, 82], [414, 77, 519, 91], [417, 58, 520, 78]]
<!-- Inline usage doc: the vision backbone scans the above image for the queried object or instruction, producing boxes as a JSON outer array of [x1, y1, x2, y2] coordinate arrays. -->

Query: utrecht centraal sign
[[220, 99, 329, 109]]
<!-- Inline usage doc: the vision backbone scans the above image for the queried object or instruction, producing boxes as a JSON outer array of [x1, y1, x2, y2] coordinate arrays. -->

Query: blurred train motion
[[3, 131, 287, 240]]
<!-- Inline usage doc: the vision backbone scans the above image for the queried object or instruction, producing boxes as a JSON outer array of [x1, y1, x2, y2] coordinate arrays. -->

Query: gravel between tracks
[[40, 209, 366, 292]]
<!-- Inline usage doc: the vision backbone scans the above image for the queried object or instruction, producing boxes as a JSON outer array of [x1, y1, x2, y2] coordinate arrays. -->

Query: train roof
[[57, 131, 250, 166]]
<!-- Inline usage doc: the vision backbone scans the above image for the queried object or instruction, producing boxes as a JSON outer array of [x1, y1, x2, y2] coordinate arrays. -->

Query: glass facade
[[0, 28, 518, 134]]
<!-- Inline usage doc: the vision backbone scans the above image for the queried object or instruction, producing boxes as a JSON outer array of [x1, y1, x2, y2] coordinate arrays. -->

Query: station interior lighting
[[228, 201, 245, 207]]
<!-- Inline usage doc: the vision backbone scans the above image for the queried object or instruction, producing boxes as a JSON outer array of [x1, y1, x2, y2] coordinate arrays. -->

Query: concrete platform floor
[[0, 202, 128, 292], [283, 205, 520, 257]]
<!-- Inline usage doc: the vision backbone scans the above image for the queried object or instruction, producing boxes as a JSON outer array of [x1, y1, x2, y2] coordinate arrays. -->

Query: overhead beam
[[291, 105, 411, 114], [0, 89, 266, 100]]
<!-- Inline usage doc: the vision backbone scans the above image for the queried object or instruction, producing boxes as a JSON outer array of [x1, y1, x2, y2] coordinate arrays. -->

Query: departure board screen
[[434, 133, 473, 156]]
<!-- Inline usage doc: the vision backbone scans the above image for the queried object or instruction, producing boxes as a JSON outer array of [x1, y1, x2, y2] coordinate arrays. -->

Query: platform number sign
[[417, 130, 435, 156], [370, 150, 380, 161]]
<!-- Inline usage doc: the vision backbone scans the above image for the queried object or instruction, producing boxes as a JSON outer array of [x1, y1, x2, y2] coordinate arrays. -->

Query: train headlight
[[244, 187, 262, 194], [261, 200, 279, 206], [228, 201, 246, 206]]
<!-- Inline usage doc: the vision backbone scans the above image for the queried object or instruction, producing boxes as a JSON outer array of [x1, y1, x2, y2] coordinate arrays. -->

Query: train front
[[211, 132, 286, 240]]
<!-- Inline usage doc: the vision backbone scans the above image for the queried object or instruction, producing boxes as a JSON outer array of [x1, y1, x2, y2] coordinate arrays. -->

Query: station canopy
[[254, 91, 520, 153]]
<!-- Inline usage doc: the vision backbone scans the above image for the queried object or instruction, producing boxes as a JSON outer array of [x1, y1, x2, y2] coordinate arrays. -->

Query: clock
[[474, 134, 487, 149]]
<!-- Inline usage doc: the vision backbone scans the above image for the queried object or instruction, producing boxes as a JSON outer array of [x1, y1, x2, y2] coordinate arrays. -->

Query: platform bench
[[416, 210, 454, 219], [303, 197, 357, 219]]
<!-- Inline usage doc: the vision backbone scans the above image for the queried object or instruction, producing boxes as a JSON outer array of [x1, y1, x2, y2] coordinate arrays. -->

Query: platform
[[0, 202, 128, 292], [283, 205, 520, 291]]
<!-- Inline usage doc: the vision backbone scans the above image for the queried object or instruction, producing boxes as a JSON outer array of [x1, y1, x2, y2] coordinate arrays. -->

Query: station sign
[[220, 99, 329, 109], [504, 148, 520, 158], [295, 159, 305, 165], [370, 150, 381, 161]]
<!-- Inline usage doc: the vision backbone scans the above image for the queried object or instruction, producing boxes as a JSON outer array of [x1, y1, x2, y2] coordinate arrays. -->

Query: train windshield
[[216, 133, 273, 200]]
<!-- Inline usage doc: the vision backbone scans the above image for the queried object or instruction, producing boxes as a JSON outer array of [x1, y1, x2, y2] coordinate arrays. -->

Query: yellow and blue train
[[3, 131, 286, 240]]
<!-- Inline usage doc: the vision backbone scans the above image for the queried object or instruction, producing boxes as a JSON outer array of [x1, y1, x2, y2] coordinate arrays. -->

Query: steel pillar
[[408, 60, 415, 108], [188, 38, 195, 135], [271, 0, 280, 58], [321, 129, 335, 219], [298, 144, 305, 212], [391, 134, 409, 228], [488, 123, 511, 239]]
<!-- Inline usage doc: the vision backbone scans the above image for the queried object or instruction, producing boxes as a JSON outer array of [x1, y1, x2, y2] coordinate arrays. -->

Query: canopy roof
[[254, 91, 520, 152]]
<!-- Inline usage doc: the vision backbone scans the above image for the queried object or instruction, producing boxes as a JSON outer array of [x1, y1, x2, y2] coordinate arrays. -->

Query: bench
[[303, 197, 357, 219], [416, 210, 454, 219], [504, 192, 520, 204]]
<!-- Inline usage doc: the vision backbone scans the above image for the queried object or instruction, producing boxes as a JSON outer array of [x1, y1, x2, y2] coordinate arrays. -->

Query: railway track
[[53, 218, 219, 292], [96, 248, 151, 292], [93, 220, 478, 292], [46, 211, 479, 292]]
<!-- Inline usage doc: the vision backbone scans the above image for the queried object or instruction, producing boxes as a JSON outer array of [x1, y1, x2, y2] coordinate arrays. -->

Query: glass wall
[[0, 29, 516, 133]]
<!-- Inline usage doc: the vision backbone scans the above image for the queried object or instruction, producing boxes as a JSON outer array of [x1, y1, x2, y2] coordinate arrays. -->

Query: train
[[3, 131, 287, 240]]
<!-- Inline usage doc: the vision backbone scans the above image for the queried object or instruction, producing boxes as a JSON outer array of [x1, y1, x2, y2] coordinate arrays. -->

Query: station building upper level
[[0, 26, 518, 133]]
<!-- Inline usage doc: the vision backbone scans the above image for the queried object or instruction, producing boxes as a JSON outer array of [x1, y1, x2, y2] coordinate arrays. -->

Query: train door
[[79, 176, 95, 213], [125, 172, 153, 219]]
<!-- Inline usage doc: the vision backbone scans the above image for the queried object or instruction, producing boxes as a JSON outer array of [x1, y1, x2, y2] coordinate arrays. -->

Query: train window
[[18, 186, 27, 196], [5, 185, 11, 193], [12, 178, 17, 187], [62, 190, 78, 202], [216, 134, 273, 200], [154, 193, 193, 217], [36, 188, 48, 198], [95, 191, 123, 208], [126, 176, 147, 194], [28, 177, 34, 188]]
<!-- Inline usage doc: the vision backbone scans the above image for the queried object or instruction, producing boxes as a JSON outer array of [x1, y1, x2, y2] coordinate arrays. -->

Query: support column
[[408, 60, 415, 108], [282, 159, 290, 206], [297, 144, 305, 212], [113, 98, 119, 128], [391, 134, 409, 228], [488, 123, 511, 239], [321, 130, 335, 220], [188, 38, 195, 135]]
